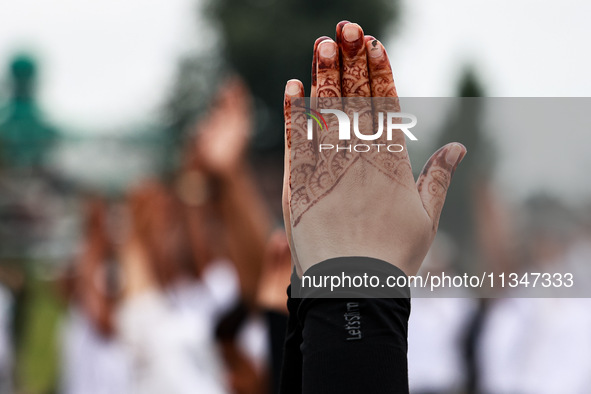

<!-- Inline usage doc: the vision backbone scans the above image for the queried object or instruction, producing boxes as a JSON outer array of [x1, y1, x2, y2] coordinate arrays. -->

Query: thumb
[[416, 143, 467, 230]]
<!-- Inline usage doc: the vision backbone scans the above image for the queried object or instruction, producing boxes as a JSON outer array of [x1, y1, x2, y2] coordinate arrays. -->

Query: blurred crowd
[[0, 66, 295, 393], [54, 78, 292, 394], [406, 185, 591, 393]]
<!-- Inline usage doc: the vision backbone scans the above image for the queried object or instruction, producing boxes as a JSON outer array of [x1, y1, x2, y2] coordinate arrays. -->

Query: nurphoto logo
[[302, 101, 418, 153]]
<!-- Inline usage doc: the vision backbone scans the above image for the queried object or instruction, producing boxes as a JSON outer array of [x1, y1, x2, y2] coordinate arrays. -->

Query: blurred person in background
[[116, 78, 271, 394], [477, 197, 591, 393], [0, 282, 13, 394], [255, 229, 292, 394], [407, 233, 476, 394], [117, 180, 231, 393], [59, 197, 131, 394], [181, 77, 273, 394]]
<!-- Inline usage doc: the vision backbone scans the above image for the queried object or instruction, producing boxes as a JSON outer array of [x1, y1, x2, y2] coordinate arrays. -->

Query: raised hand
[[195, 77, 252, 177], [283, 21, 466, 276], [186, 77, 270, 305]]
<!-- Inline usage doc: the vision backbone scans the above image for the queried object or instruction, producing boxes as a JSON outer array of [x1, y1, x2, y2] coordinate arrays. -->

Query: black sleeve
[[278, 271, 303, 394], [264, 310, 288, 394], [280, 258, 411, 394]]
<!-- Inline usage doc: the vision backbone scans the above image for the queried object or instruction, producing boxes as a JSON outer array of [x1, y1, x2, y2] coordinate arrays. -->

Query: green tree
[[435, 67, 495, 272]]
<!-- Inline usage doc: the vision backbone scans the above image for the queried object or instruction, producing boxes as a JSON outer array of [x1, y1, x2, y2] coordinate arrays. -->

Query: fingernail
[[343, 23, 361, 42], [336, 21, 350, 45], [318, 41, 337, 59], [286, 80, 300, 96], [368, 39, 384, 58], [446, 143, 464, 166]]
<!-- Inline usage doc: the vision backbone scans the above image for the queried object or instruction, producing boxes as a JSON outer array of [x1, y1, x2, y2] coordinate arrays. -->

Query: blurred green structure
[[0, 55, 58, 170], [0, 55, 62, 394]]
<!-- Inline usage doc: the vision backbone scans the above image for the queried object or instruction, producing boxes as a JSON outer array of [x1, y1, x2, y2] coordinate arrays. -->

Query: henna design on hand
[[286, 24, 419, 227]]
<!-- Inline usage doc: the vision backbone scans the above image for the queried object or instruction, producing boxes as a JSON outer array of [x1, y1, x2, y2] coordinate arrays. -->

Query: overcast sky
[[1, 0, 590, 201], [1, 0, 590, 130], [390, 0, 591, 98], [0, 0, 199, 131]]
